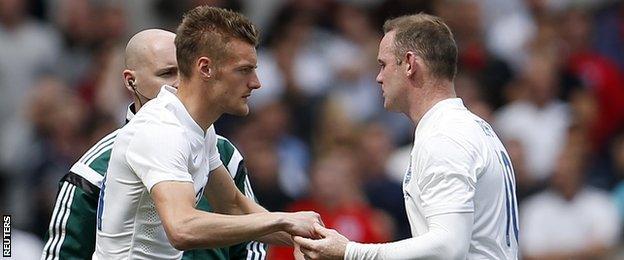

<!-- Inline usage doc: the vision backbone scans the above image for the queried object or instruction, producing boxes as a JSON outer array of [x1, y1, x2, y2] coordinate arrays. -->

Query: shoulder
[[216, 135, 236, 158], [215, 134, 244, 176], [413, 134, 476, 176], [122, 114, 190, 158], [216, 134, 234, 147], [77, 129, 121, 165], [124, 99, 187, 139], [417, 116, 481, 161]]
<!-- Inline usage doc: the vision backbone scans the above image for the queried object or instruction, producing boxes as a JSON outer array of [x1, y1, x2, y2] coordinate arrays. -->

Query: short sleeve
[[206, 126, 223, 171], [125, 122, 193, 192], [415, 135, 477, 217]]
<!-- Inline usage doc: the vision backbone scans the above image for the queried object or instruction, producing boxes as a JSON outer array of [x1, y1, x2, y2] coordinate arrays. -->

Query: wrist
[[344, 241, 359, 260], [271, 212, 290, 232]]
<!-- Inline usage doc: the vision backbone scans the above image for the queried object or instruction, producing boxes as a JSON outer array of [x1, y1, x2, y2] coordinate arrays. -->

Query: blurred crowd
[[1, 0, 624, 259]]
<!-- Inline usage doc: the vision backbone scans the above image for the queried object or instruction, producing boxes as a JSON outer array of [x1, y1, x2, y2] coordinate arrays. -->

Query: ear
[[197, 57, 213, 81], [405, 51, 419, 78], [122, 69, 135, 91]]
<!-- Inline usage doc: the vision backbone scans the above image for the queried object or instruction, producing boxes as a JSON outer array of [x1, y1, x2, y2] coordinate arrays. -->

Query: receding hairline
[[383, 13, 450, 33], [125, 29, 176, 69], [381, 13, 458, 80]]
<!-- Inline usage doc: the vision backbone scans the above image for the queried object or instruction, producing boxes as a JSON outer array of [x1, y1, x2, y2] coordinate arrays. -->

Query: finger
[[317, 215, 325, 227], [299, 246, 319, 260], [299, 246, 314, 257], [293, 236, 317, 250], [300, 248, 319, 260], [293, 244, 307, 260], [313, 223, 333, 237]]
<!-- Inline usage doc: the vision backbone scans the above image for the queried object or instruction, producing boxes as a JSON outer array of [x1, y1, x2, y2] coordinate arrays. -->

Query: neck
[[406, 78, 456, 125], [176, 78, 222, 131], [132, 97, 142, 111]]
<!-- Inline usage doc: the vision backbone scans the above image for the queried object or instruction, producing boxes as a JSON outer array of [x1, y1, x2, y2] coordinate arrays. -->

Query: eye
[[158, 69, 177, 77], [238, 67, 254, 75]]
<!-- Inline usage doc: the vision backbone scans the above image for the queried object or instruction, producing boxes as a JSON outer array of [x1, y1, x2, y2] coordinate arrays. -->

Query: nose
[[249, 72, 261, 90], [171, 78, 180, 88], [376, 70, 383, 85]]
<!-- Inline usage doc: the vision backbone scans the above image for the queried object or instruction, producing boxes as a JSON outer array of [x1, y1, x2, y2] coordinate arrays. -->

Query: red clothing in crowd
[[268, 199, 392, 259], [567, 51, 624, 150]]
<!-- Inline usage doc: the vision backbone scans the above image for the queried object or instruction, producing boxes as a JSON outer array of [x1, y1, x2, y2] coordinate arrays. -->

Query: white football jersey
[[94, 86, 222, 259], [404, 98, 518, 259]]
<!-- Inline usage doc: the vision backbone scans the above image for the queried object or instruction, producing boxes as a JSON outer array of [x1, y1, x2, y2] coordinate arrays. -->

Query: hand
[[293, 239, 306, 260], [281, 211, 324, 238], [294, 223, 349, 260]]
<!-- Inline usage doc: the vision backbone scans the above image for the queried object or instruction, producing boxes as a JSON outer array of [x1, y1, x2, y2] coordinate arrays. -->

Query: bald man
[[122, 29, 179, 110], [41, 29, 267, 260]]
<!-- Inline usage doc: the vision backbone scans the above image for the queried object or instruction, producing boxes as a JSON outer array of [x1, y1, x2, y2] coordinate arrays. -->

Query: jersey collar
[[415, 98, 465, 136], [125, 103, 136, 123], [157, 85, 206, 138]]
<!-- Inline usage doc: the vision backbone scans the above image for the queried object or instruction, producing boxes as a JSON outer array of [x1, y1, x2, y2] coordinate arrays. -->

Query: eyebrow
[[237, 64, 257, 69], [156, 66, 177, 73]]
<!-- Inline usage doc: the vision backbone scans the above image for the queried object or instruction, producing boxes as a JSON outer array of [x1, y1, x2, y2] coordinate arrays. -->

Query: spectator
[[495, 52, 571, 185], [270, 148, 393, 259], [521, 130, 621, 259], [0, 0, 61, 175]]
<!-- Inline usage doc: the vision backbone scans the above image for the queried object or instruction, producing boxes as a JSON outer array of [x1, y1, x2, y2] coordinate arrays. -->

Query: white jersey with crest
[[94, 85, 222, 259], [404, 98, 518, 259]]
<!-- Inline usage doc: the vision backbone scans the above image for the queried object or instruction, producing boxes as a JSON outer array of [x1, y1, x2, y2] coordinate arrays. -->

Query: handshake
[[279, 211, 350, 260]]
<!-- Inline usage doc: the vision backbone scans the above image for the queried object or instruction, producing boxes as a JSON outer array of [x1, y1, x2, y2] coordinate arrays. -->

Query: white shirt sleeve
[[125, 121, 193, 192], [345, 212, 473, 260], [414, 135, 477, 217], [206, 125, 222, 171]]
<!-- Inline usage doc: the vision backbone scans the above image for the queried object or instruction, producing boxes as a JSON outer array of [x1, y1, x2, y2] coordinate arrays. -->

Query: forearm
[[235, 191, 269, 214], [207, 166, 267, 215], [258, 231, 293, 246], [345, 213, 472, 260], [174, 210, 285, 249]]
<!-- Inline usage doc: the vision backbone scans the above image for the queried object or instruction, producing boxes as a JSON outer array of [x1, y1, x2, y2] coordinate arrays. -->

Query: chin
[[227, 106, 250, 116], [383, 101, 400, 113], [383, 100, 393, 110]]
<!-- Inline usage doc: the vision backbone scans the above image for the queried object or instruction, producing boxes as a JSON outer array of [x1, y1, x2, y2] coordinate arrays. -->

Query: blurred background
[[1, 0, 624, 259]]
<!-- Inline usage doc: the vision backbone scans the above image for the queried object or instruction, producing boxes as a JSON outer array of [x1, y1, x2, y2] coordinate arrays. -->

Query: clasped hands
[[283, 211, 350, 260]]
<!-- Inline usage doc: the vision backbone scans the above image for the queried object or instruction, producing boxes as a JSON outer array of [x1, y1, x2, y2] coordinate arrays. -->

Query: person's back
[[408, 98, 518, 259]]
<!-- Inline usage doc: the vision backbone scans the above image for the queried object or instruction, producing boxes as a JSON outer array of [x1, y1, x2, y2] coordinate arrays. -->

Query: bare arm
[[152, 180, 296, 250], [204, 165, 266, 215], [204, 166, 309, 245]]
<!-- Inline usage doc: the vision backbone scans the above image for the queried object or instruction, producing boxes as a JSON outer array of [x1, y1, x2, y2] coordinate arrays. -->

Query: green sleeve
[[42, 181, 99, 259]]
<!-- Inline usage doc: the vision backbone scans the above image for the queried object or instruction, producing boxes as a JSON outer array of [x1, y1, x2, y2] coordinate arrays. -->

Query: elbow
[[166, 218, 202, 251], [167, 221, 222, 250], [445, 244, 468, 260], [168, 228, 195, 251], [437, 238, 469, 260]]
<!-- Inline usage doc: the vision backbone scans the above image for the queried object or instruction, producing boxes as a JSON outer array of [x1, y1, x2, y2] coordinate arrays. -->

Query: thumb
[[293, 236, 316, 249], [313, 223, 333, 237]]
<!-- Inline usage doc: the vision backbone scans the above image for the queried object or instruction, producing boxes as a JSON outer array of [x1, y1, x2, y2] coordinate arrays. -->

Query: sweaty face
[[213, 39, 261, 116], [133, 38, 179, 98], [376, 31, 408, 112]]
